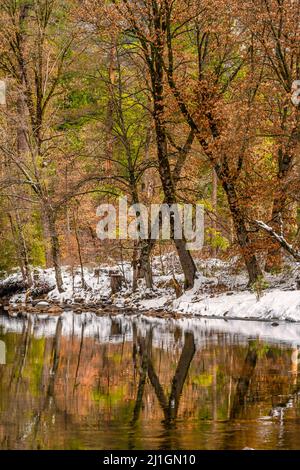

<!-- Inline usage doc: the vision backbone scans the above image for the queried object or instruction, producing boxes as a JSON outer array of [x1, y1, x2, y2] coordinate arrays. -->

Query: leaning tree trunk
[[173, 238, 197, 290], [15, 210, 33, 287], [265, 148, 293, 272], [6, 92, 33, 286], [132, 240, 139, 291], [46, 208, 64, 292], [265, 109, 299, 271], [129, 182, 154, 290], [211, 169, 218, 258], [153, 93, 196, 288], [8, 213, 26, 282], [145, 22, 197, 290], [136, 194, 196, 290], [73, 210, 87, 289], [264, 190, 286, 272], [8, 207, 32, 287], [223, 180, 262, 285], [137, 239, 154, 289]]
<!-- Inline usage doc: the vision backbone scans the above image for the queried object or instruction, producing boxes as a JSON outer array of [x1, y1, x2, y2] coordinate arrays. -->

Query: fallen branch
[[0, 277, 55, 299], [0, 278, 28, 298]]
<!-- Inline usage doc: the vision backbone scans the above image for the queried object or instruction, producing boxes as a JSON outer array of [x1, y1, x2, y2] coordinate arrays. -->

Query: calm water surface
[[1, 312, 300, 450]]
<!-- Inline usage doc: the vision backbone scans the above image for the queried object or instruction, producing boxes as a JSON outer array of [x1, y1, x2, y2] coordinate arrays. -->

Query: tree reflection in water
[[1, 313, 300, 449]]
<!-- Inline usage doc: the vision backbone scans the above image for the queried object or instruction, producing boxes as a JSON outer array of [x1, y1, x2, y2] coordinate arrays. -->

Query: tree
[[0, 0, 82, 291], [110, 0, 198, 289], [238, 0, 300, 271]]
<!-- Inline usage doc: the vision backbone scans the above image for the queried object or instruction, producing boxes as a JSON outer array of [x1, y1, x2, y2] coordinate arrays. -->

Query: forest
[[0, 0, 300, 298]]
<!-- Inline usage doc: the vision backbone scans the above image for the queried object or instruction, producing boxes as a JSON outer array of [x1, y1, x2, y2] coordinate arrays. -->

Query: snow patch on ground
[[171, 283, 300, 322]]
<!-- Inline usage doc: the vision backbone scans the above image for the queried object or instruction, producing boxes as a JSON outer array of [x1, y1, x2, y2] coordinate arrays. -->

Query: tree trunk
[[129, 182, 154, 290], [223, 180, 262, 285], [264, 192, 285, 272], [8, 213, 26, 282], [211, 169, 218, 258], [148, 17, 197, 290], [132, 240, 139, 292], [9, 92, 33, 286], [8, 209, 32, 287], [104, 40, 116, 173], [153, 96, 196, 288], [265, 119, 298, 271], [46, 208, 64, 292], [137, 239, 153, 289], [15, 210, 32, 287], [173, 238, 197, 290], [73, 210, 87, 289], [265, 147, 293, 272]]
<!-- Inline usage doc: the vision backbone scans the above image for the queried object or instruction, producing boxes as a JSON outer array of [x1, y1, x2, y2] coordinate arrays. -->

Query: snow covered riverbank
[[170, 282, 300, 322], [1, 255, 300, 323]]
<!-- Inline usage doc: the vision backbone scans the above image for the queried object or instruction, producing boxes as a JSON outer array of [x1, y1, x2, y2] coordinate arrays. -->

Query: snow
[[140, 295, 169, 309], [2, 254, 300, 324], [172, 284, 300, 322]]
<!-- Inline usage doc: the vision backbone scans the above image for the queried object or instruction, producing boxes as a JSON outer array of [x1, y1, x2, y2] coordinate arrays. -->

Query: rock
[[69, 303, 80, 309], [26, 306, 37, 313], [32, 299, 46, 306], [35, 301, 50, 308], [47, 305, 63, 315], [61, 304, 73, 311]]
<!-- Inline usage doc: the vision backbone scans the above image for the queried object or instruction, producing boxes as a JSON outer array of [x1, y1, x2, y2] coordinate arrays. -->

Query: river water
[[1, 312, 300, 450]]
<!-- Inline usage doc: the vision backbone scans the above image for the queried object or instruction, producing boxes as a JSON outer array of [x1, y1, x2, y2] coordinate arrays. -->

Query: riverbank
[[1, 255, 300, 322]]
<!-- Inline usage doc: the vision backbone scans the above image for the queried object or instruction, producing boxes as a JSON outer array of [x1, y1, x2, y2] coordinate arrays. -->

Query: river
[[1, 312, 300, 449]]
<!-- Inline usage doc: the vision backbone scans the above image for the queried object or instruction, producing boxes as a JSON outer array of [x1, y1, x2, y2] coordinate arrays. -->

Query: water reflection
[[1, 312, 300, 449]]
